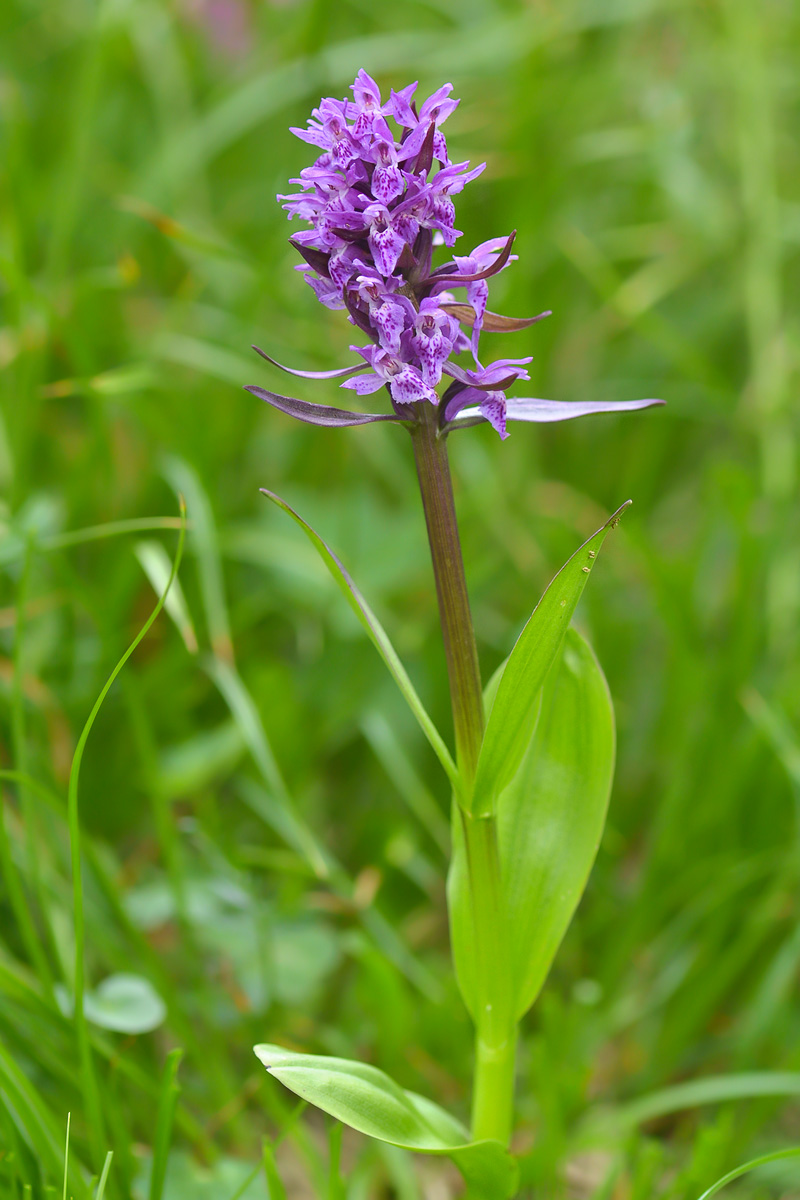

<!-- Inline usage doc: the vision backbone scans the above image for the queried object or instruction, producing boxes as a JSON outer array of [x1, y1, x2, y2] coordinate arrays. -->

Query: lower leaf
[[253, 1044, 517, 1198]]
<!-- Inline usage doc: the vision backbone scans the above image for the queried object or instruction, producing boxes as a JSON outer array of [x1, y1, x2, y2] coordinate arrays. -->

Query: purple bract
[[249, 71, 663, 438]]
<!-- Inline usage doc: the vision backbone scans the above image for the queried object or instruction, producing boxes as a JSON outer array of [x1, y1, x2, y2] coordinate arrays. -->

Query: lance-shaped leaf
[[448, 396, 664, 431], [467, 501, 629, 817], [245, 385, 403, 428], [500, 628, 615, 1019], [260, 489, 458, 789], [254, 1045, 518, 1199], [439, 304, 552, 332]]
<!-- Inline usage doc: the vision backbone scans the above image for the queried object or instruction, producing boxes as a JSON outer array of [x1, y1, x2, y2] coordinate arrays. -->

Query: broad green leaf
[[260, 489, 458, 789], [253, 1044, 517, 1199], [500, 628, 615, 1019], [468, 502, 629, 817], [448, 631, 613, 1022]]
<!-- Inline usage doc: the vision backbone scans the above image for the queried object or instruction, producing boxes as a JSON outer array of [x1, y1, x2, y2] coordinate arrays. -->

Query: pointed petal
[[252, 345, 360, 379], [245, 385, 404, 427]]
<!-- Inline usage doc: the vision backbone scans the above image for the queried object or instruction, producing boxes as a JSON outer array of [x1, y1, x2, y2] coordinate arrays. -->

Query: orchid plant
[[248, 71, 663, 1198]]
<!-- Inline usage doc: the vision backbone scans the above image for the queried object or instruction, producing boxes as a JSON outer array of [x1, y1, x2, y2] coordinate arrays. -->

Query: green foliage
[[448, 627, 614, 1023], [501, 628, 615, 1020], [469, 502, 626, 816], [253, 1045, 517, 1198]]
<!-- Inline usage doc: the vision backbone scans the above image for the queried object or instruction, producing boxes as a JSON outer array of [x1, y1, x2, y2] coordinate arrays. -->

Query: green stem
[[472, 1018, 518, 1147], [409, 407, 517, 1145], [459, 810, 517, 1144]]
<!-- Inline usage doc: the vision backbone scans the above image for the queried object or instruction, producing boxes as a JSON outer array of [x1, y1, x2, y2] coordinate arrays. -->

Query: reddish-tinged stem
[[409, 403, 484, 783]]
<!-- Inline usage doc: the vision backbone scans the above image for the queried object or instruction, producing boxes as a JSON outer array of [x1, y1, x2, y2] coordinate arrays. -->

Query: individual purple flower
[[364, 117, 429, 205], [342, 345, 437, 406], [388, 82, 459, 164], [290, 98, 360, 168], [362, 201, 419, 277], [411, 299, 461, 386], [346, 70, 416, 142], [248, 71, 664, 439], [349, 269, 409, 352]]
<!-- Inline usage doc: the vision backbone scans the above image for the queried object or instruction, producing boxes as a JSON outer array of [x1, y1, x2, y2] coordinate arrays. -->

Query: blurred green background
[[2, 0, 799, 1196]]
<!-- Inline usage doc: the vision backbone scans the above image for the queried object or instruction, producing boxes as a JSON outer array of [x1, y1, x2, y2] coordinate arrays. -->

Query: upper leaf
[[500, 628, 615, 1019], [253, 1044, 517, 1198], [467, 501, 629, 816]]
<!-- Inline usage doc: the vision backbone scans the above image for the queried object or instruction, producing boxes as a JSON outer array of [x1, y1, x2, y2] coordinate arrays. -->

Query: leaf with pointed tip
[[500, 628, 614, 1019], [245, 385, 403, 428], [253, 1045, 517, 1199], [251, 344, 361, 379], [467, 502, 629, 816], [439, 304, 552, 332], [260, 489, 458, 789], [448, 396, 664, 430]]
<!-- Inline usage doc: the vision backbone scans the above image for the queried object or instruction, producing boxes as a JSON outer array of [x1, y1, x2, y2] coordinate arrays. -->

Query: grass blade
[[67, 501, 186, 1168], [149, 1049, 183, 1200], [696, 1146, 800, 1200]]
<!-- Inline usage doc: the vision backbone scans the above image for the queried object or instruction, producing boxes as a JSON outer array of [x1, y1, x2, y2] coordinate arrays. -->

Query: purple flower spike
[[252, 71, 664, 440]]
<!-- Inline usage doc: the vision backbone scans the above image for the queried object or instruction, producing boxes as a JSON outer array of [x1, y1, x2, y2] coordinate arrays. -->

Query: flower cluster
[[246, 72, 662, 438]]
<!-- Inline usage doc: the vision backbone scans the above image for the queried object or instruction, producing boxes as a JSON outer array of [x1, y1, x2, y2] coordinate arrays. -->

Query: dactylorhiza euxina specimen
[[250, 72, 663, 1200]]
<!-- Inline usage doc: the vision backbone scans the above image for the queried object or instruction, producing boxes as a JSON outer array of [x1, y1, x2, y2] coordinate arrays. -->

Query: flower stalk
[[410, 403, 517, 1145], [409, 404, 483, 785]]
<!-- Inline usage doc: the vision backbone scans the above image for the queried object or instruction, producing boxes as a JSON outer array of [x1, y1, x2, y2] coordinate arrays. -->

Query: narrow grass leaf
[[67, 503, 186, 1168], [163, 456, 233, 661], [94, 1153, 113, 1200], [696, 1147, 800, 1200], [262, 1141, 287, 1200], [260, 489, 457, 789], [62, 1112, 69, 1200], [614, 1072, 800, 1129], [469, 501, 629, 816], [149, 1049, 183, 1200], [136, 540, 198, 653]]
